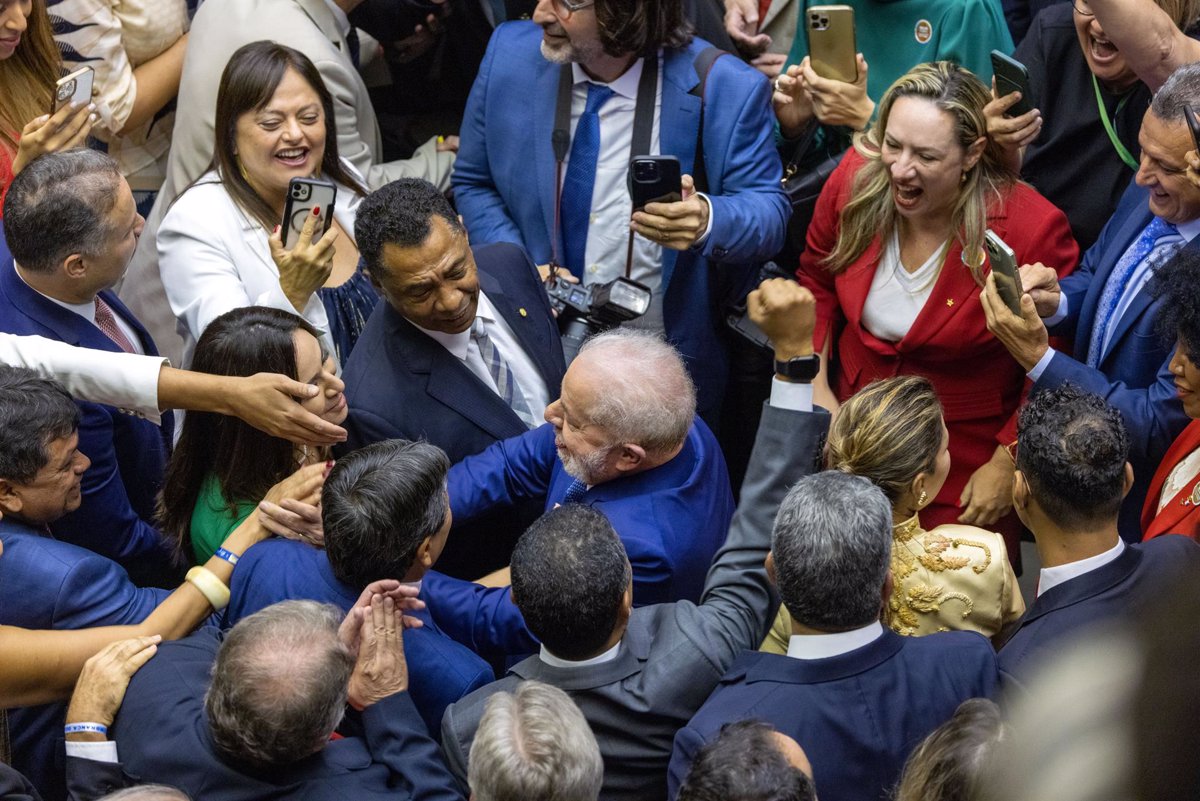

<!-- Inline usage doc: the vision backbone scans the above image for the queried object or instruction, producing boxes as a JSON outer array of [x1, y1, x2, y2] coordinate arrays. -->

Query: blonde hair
[[1158, 0, 1200, 30], [0, 0, 59, 152], [823, 62, 1017, 281], [826, 375, 945, 505]]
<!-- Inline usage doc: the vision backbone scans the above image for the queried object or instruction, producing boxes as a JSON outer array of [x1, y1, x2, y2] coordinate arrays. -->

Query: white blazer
[[157, 167, 362, 368]]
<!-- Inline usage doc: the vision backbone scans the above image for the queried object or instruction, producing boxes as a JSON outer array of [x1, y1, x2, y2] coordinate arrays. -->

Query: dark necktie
[[346, 26, 361, 69], [94, 296, 136, 353], [560, 82, 614, 276]]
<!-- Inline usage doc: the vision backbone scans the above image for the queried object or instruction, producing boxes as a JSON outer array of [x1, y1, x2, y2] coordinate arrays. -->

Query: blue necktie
[[1087, 217, 1185, 367], [472, 317, 539, 429], [346, 27, 361, 69], [561, 478, 588, 505], [560, 83, 614, 276]]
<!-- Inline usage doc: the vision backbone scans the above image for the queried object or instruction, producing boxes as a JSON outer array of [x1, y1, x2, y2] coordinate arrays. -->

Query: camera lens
[[634, 161, 659, 181]]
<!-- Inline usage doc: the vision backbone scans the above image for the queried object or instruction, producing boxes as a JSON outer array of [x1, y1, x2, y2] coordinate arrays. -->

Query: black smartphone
[[985, 230, 1023, 315], [1186, 104, 1200, 154], [628, 156, 682, 211], [282, 177, 337, 249], [990, 51, 1035, 117]]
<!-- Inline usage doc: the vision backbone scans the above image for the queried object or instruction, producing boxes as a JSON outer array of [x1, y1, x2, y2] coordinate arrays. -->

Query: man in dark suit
[[0, 150, 174, 583], [982, 63, 1200, 540], [998, 384, 1200, 682], [111, 597, 462, 801], [222, 440, 494, 734], [440, 281, 827, 801], [343, 178, 564, 577]]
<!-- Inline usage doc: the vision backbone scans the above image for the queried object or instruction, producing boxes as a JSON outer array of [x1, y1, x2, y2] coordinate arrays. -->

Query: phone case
[[53, 67, 94, 113], [808, 5, 857, 83], [990, 51, 1035, 117], [282, 178, 338, 249], [628, 156, 682, 210], [985, 231, 1023, 315], [1186, 105, 1200, 154]]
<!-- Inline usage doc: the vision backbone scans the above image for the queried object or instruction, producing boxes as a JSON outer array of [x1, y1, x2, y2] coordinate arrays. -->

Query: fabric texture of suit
[[997, 534, 1200, 682], [440, 403, 826, 801], [119, 0, 455, 365], [1142, 420, 1200, 540], [799, 149, 1079, 543], [668, 630, 1000, 801], [448, 415, 733, 606], [0, 519, 168, 801], [452, 22, 789, 419], [63, 757, 125, 801], [110, 629, 464, 801], [0, 260, 175, 580], [221, 537, 494, 734], [1038, 179, 1192, 540]]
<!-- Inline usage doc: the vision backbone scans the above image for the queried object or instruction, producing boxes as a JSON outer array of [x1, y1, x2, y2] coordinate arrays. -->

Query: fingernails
[[312, 206, 321, 215], [273, 224, 280, 233]]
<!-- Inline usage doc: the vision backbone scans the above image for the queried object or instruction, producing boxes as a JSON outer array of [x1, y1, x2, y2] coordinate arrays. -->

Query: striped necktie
[[472, 317, 539, 429]]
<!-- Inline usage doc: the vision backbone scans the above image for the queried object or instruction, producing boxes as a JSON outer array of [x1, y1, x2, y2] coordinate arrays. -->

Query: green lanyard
[[1093, 73, 1138, 171]]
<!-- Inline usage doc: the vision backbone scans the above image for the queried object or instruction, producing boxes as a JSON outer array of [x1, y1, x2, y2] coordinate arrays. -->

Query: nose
[[433, 285, 463, 313], [1135, 153, 1156, 187], [544, 398, 562, 426], [134, 213, 146, 238], [325, 371, 345, 396], [532, 0, 556, 24], [1171, 349, 1186, 375], [1088, 15, 1105, 38], [282, 116, 304, 141], [2, 5, 27, 33], [890, 154, 916, 182], [75, 452, 91, 475]]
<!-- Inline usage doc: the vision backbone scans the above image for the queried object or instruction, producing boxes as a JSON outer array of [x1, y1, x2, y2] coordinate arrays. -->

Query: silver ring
[[774, 76, 784, 93]]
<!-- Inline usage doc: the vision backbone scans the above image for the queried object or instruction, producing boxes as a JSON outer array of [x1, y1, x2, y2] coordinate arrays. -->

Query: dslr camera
[[545, 273, 652, 364]]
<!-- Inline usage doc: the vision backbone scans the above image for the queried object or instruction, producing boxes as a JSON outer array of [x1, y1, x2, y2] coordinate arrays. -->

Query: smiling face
[[373, 215, 480, 335], [83, 178, 144, 294], [544, 358, 622, 486], [533, 0, 605, 65], [1170, 339, 1200, 418], [0, 0, 30, 59], [1074, 2, 1138, 92], [880, 96, 983, 228], [292, 329, 347, 425], [234, 67, 326, 205], [1135, 109, 1200, 224], [0, 431, 90, 525]]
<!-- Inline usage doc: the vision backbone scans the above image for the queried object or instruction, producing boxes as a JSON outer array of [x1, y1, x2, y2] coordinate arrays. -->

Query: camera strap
[[551, 54, 659, 281]]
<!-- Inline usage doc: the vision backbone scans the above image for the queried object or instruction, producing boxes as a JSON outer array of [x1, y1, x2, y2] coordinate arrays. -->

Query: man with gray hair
[[668, 470, 1000, 801], [468, 681, 603, 801], [983, 60, 1200, 540], [443, 328, 733, 605]]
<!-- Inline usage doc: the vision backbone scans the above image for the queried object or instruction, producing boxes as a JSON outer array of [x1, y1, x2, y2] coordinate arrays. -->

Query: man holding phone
[[452, 0, 789, 423]]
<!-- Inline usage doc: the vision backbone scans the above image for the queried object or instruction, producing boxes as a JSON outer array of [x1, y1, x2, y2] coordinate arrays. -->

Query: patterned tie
[[94, 296, 136, 353], [560, 83, 614, 276], [1087, 217, 1186, 367], [472, 317, 539, 429], [561, 478, 589, 505]]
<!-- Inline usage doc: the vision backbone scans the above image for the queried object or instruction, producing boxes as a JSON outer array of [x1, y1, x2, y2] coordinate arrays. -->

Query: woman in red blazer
[[798, 62, 1078, 554], [1142, 250, 1200, 541]]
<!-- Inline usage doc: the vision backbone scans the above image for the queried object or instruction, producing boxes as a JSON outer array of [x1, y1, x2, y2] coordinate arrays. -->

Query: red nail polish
[[312, 206, 321, 215]]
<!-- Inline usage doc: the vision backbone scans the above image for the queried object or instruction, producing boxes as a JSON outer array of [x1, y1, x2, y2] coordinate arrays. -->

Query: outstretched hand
[[225, 373, 348, 446], [65, 635, 161, 733]]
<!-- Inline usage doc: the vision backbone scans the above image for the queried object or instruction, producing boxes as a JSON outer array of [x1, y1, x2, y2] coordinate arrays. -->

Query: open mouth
[[275, 147, 310, 167], [894, 184, 923, 209], [1089, 34, 1119, 64]]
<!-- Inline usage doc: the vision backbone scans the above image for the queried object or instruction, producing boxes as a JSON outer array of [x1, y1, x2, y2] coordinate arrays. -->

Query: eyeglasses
[[1073, 0, 1094, 16], [552, 0, 595, 19]]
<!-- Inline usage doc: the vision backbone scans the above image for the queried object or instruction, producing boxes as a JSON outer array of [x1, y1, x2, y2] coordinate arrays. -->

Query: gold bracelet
[[185, 566, 231, 611]]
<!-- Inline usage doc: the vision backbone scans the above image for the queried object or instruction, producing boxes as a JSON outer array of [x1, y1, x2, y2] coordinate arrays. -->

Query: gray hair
[[575, 329, 695, 455], [99, 786, 191, 801], [468, 680, 604, 801], [771, 471, 893, 630], [204, 601, 353, 770], [1152, 62, 1200, 121], [3, 148, 124, 274]]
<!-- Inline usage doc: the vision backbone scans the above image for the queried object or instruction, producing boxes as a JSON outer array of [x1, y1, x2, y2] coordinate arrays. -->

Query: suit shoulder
[[1138, 534, 1200, 564], [445, 675, 519, 734], [0, 530, 106, 574]]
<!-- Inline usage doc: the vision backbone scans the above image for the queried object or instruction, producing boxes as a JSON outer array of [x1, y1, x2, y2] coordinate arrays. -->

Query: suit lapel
[[1143, 422, 1200, 536], [1074, 207, 1152, 361], [479, 270, 560, 391], [897, 241, 980, 352], [660, 50, 702, 296], [1100, 235, 1200, 365], [536, 64, 564, 259]]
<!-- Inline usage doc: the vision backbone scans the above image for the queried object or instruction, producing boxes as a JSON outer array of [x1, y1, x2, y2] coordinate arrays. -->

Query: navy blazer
[[0, 259, 175, 581], [998, 534, 1200, 683], [110, 629, 464, 801], [1039, 179, 1191, 540], [668, 631, 1000, 801], [0, 518, 168, 801], [452, 23, 789, 420], [448, 417, 734, 607], [222, 537, 495, 734]]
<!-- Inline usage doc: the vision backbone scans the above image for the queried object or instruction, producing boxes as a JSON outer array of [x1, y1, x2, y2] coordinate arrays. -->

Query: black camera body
[[545, 274, 652, 364]]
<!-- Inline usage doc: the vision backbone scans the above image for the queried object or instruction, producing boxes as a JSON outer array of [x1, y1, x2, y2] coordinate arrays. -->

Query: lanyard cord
[[1093, 73, 1138, 171]]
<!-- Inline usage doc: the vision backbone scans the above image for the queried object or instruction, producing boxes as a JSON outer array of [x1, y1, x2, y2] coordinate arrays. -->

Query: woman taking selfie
[[798, 61, 1078, 555], [158, 306, 347, 565], [158, 41, 371, 367]]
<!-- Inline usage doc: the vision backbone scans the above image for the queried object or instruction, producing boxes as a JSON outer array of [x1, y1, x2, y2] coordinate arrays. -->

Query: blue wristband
[[64, 722, 108, 736], [214, 547, 240, 566]]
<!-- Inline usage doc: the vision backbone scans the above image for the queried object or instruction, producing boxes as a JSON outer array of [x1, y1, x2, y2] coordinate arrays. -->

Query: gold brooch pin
[[946, 299, 954, 307], [519, 308, 528, 317]]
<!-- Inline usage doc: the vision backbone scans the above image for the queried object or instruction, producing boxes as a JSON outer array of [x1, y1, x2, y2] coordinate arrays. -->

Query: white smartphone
[[53, 66, 94, 113], [984, 229, 1023, 315]]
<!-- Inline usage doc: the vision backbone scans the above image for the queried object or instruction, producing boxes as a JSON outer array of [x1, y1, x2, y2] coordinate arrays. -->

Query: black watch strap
[[774, 354, 820, 382]]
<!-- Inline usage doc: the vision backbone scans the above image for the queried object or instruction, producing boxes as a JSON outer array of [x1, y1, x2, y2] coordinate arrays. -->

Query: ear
[[1012, 470, 1029, 511], [0, 479, 22, 517], [881, 570, 895, 608], [415, 535, 435, 571], [765, 551, 777, 586], [62, 252, 88, 281], [1121, 462, 1135, 499], [613, 443, 647, 474], [909, 472, 928, 507], [964, 135, 987, 171]]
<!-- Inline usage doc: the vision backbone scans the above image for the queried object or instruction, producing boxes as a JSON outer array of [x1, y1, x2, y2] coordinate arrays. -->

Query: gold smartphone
[[807, 5, 857, 83]]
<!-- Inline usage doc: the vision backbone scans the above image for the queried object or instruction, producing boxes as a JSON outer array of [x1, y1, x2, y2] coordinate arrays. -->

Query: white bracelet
[[64, 722, 108, 736], [185, 566, 231, 610]]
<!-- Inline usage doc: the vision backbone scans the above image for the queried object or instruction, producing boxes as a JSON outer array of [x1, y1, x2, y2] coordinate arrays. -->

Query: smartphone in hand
[[628, 156, 682, 211], [1185, 104, 1200, 154], [990, 51, 1035, 117], [808, 5, 857, 83], [985, 229, 1023, 315], [282, 177, 337, 249], [52, 66, 94, 113]]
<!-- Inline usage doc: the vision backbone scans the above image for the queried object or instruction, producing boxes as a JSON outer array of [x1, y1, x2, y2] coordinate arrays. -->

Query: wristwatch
[[774, 354, 820, 383]]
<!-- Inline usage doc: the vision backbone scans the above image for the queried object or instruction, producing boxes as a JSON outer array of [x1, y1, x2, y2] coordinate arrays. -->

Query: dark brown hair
[[0, 0, 58, 152], [595, 0, 692, 57]]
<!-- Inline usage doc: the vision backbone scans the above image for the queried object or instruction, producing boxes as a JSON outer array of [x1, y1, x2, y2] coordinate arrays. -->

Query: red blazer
[[1142, 420, 1200, 541], [798, 150, 1079, 533]]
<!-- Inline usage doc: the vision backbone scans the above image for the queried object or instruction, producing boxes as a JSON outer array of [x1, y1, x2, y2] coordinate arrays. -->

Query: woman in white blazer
[[158, 41, 375, 367]]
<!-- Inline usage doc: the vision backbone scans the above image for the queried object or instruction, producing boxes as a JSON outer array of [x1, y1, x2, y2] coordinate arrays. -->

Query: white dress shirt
[[786, 621, 885, 660], [17, 266, 145, 356], [1037, 538, 1126, 598], [861, 230, 946, 343], [538, 640, 622, 668], [412, 291, 551, 421]]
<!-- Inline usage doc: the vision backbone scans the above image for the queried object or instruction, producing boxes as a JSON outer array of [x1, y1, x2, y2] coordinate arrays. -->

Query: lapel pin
[[946, 299, 954, 307], [519, 308, 528, 317]]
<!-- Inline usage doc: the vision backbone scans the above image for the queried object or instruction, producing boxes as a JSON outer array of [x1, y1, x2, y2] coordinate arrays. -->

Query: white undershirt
[[17, 265, 145, 355], [538, 641, 621, 668], [786, 621, 885, 660], [1037, 538, 1125, 598], [412, 291, 550, 422], [1160, 448, 1200, 511], [861, 230, 946, 344]]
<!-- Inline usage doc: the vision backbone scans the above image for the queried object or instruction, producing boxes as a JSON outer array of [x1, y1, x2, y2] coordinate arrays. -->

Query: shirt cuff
[[693, 193, 715, 246], [1027, 347, 1058, 382], [768, 377, 814, 412], [1043, 293, 1068, 327], [65, 740, 119, 763]]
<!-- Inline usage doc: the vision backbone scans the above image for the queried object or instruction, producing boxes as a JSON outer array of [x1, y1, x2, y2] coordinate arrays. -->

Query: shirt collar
[[410, 290, 497, 361], [321, 0, 351, 37], [15, 264, 95, 322], [1037, 537, 1126, 598], [571, 57, 644, 100], [538, 640, 622, 668], [1175, 216, 1200, 242], [786, 621, 885, 661]]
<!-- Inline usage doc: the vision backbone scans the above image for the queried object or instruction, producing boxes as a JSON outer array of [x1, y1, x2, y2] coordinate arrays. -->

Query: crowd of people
[[3, 0, 1200, 799]]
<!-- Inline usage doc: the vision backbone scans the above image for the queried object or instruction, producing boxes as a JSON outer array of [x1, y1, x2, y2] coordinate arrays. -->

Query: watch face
[[777, 355, 820, 381]]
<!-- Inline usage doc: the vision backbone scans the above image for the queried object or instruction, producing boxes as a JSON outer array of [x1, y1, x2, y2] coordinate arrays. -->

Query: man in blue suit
[[447, 328, 734, 606], [0, 150, 174, 582], [451, 0, 789, 421], [983, 63, 1200, 539], [222, 439, 494, 735], [343, 178, 565, 577], [998, 384, 1200, 683], [668, 472, 999, 801]]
